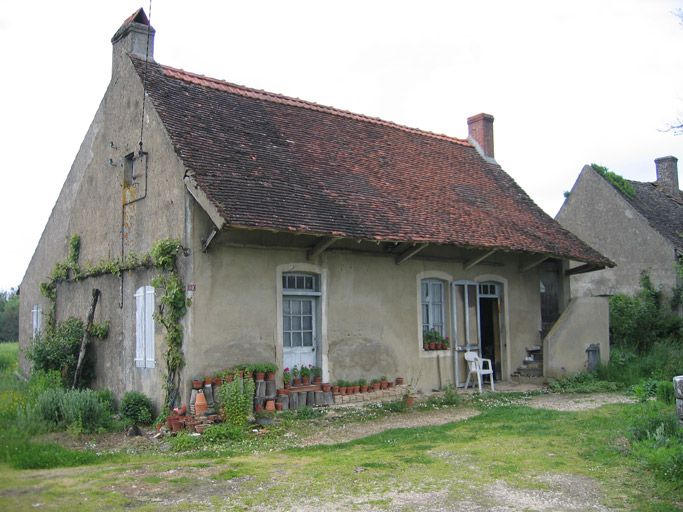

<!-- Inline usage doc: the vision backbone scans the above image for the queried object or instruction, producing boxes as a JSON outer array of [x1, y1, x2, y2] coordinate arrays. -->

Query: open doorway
[[479, 282, 502, 380]]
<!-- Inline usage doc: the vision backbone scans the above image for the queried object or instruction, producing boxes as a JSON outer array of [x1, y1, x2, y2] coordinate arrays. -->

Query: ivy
[[591, 163, 636, 198], [39, 236, 188, 409]]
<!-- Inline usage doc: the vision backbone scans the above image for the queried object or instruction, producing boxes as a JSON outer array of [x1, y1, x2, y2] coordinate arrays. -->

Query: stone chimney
[[654, 156, 679, 194], [467, 113, 495, 160], [111, 8, 155, 78]]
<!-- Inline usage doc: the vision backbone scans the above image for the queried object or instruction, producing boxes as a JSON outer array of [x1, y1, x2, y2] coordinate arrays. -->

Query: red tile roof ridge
[[159, 63, 471, 147]]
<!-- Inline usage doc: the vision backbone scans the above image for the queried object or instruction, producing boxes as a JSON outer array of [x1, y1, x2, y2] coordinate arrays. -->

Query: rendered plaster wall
[[543, 296, 609, 378], [557, 166, 678, 297], [184, 208, 551, 397], [19, 47, 189, 410]]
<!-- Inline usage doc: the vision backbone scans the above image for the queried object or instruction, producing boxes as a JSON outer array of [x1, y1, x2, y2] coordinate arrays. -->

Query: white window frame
[[282, 273, 320, 349], [421, 278, 445, 337], [31, 304, 42, 338], [135, 285, 155, 369]]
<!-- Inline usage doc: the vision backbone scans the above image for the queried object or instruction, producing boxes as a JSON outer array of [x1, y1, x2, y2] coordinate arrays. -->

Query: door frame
[[276, 263, 328, 382], [476, 275, 509, 382], [451, 280, 481, 387]]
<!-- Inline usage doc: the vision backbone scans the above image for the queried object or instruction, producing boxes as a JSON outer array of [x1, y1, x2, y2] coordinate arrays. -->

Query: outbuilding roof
[[131, 56, 612, 266], [625, 180, 683, 252]]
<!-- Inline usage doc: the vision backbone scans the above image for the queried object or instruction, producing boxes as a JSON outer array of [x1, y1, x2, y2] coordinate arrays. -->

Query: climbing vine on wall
[[40, 235, 188, 408]]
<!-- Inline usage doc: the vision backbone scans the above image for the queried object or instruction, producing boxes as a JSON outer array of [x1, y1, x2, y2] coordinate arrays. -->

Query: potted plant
[[353, 380, 360, 394], [283, 367, 292, 388], [192, 376, 203, 390], [371, 378, 380, 391], [300, 365, 311, 385], [358, 378, 368, 393], [321, 382, 331, 393], [442, 337, 450, 350], [338, 379, 347, 395], [263, 362, 277, 382], [395, 376, 405, 385], [204, 375, 213, 386], [311, 366, 322, 383], [291, 365, 301, 386], [252, 364, 266, 381], [380, 376, 389, 390]]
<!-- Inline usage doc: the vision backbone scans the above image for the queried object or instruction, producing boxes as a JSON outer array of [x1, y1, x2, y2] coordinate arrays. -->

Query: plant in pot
[[252, 363, 266, 381], [311, 365, 322, 383], [442, 336, 450, 350], [192, 376, 203, 389], [291, 365, 301, 386], [358, 378, 368, 393], [352, 380, 360, 394], [263, 362, 277, 382], [371, 378, 380, 391], [300, 365, 311, 385], [337, 379, 347, 395], [283, 367, 292, 388], [380, 376, 389, 390]]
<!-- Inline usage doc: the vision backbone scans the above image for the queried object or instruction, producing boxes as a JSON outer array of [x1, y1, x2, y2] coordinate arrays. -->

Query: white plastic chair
[[464, 351, 495, 392]]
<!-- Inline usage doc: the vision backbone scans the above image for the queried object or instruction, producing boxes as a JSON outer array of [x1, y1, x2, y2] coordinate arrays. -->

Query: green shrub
[[95, 389, 117, 413], [202, 423, 244, 443], [27, 370, 63, 404], [169, 431, 202, 452], [382, 400, 408, 413], [26, 317, 88, 386], [61, 389, 111, 433], [0, 436, 100, 470], [628, 403, 681, 443], [549, 372, 619, 393], [217, 376, 255, 427], [34, 387, 67, 428], [656, 381, 676, 405], [119, 391, 153, 426], [630, 379, 659, 402]]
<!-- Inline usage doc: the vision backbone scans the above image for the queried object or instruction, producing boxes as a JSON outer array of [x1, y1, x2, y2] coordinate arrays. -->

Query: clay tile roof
[[130, 56, 612, 266], [625, 180, 683, 251]]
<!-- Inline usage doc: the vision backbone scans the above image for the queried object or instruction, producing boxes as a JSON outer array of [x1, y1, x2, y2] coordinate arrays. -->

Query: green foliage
[[424, 386, 461, 407], [150, 238, 182, 271], [26, 317, 85, 386], [382, 399, 408, 413], [95, 388, 117, 413], [31, 387, 112, 434], [591, 163, 636, 198], [0, 289, 19, 342], [548, 372, 619, 393], [0, 434, 101, 470], [169, 431, 203, 452], [217, 377, 255, 428], [87, 321, 109, 339], [119, 391, 153, 426], [202, 423, 244, 443], [596, 342, 683, 386], [656, 380, 676, 405]]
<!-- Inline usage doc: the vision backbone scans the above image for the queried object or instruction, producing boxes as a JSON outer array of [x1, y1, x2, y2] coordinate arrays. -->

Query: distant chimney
[[467, 113, 495, 160], [111, 8, 155, 78], [654, 156, 679, 194]]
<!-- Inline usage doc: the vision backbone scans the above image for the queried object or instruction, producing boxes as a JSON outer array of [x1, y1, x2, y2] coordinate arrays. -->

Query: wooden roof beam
[[565, 263, 605, 276], [520, 255, 549, 273], [464, 249, 497, 271], [307, 237, 340, 260], [395, 243, 428, 265]]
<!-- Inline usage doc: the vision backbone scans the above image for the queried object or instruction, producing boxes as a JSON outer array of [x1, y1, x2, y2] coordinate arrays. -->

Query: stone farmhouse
[[557, 157, 682, 300], [20, 10, 613, 408]]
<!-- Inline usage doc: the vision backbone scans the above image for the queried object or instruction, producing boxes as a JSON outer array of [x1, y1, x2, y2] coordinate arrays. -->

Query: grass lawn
[[0, 399, 681, 510], [0, 341, 681, 510]]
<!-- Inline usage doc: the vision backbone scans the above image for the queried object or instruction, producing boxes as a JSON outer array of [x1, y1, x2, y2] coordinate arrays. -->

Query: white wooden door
[[283, 296, 317, 371], [451, 281, 481, 387]]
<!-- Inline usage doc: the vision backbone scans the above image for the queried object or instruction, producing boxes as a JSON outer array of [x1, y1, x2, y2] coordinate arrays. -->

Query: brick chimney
[[467, 113, 495, 160], [111, 8, 155, 78], [654, 156, 679, 194]]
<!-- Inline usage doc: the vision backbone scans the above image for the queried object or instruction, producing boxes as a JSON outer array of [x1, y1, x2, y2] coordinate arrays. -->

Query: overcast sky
[[1, 0, 682, 291]]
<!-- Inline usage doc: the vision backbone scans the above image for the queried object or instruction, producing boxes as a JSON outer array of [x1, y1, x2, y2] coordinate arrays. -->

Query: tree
[[0, 289, 19, 342]]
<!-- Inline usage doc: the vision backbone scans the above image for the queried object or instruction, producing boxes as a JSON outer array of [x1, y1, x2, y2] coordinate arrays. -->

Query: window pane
[[292, 332, 302, 347], [421, 282, 428, 300], [284, 316, 291, 331], [431, 283, 442, 302], [433, 305, 442, 324], [283, 332, 291, 347], [292, 300, 301, 314], [303, 316, 312, 330], [296, 276, 304, 289], [423, 303, 430, 324], [305, 276, 313, 289], [284, 300, 291, 314], [303, 332, 313, 346], [292, 316, 301, 330], [302, 300, 312, 314]]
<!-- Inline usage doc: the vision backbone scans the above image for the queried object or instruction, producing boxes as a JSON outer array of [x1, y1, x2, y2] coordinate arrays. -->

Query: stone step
[[515, 367, 543, 378]]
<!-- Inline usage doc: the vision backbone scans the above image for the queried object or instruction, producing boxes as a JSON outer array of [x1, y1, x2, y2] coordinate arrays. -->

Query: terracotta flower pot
[[266, 371, 276, 382], [354, 386, 360, 394], [265, 400, 275, 411], [395, 377, 404, 385], [332, 385, 339, 394], [194, 390, 208, 416], [284, 382, 291, 389], [302, 376, 310, 385], [255, 403, 263, 412], [405, 395, 415, 408], [255, 372, 265, 381], [213, 376, 223, 386], [429, 342, 436, 350], [225, 374, 234, 383], [372, 382, 380, 391], [313, 376, 322, 384], [339, 386, 347, 395], [277, 388, 289, 396], [321, 383, 331, 393], [293, 378, 301, 386], [204, 377, 213, 386], [192, 379, 202, 390], [381, 381, 389, 390], [275, 403, 283, 411]]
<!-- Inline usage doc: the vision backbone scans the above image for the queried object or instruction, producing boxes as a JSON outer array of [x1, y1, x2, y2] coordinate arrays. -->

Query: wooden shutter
[[144, 286, 155, 368], [135, 287, 145, 367]]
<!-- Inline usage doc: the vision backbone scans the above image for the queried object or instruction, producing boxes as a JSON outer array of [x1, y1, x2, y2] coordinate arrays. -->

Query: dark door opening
[[479, 297, 501, 380]]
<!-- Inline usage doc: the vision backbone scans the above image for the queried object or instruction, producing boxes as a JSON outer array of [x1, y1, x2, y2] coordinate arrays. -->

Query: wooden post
[[72, 288, 100, 389]]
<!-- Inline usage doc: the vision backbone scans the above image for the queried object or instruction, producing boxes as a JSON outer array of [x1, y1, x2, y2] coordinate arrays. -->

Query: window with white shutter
[[31, 304, 42, 338], [135, 285, 155, 369]]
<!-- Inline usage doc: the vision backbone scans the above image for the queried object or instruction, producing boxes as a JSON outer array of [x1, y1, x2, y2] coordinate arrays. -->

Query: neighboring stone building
[[557, 158, 682, 299], [19, 10, 613, 409]]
